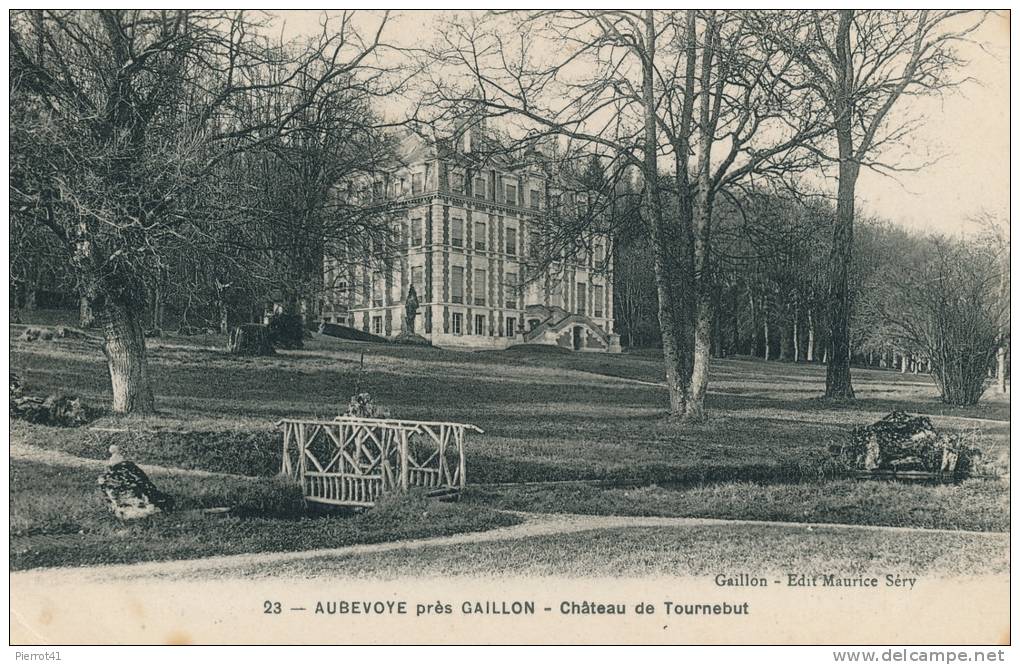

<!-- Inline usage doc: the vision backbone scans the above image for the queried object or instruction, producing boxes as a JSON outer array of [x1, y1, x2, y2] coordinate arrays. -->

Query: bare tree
[[10, 9, 395, 413], [757, 10, 989, 399], [424, 10, 828, 420]]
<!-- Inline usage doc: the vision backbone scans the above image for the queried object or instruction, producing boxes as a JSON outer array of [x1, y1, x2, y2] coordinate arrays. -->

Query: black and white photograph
[[7, 7, 1012, 650]]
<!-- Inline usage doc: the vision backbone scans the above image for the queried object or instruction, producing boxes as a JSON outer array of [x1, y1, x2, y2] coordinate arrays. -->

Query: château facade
[[321, 129, 620, 352]]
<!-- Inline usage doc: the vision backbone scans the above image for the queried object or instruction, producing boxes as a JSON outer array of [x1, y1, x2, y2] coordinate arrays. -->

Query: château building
[[321, 127, 620, 352]]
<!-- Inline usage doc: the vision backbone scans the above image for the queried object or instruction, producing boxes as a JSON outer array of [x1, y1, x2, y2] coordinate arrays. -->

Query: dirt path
[[11, 507, 1006, 586], [9, 441, 257, 480]]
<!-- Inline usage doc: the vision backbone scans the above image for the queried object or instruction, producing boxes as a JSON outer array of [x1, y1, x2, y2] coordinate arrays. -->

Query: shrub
[[874, 237, 1006, 405]]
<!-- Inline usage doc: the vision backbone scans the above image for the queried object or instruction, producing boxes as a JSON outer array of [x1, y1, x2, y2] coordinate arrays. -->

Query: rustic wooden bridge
[[277, 416, 483, 507]]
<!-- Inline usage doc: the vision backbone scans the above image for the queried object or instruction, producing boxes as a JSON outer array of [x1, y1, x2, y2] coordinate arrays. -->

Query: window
[[412, 172, 424, 195], [506, 317, 517, 338], [474, 268, 487, 306], [372, 316, 383, 335], [451, 218, 464, 247], [474, 314, 486, 336], [452, 312, 463, 335], [372, 181, 383, 202], [474, 177, 486, 199], [593, 284, 604, 318], [411, 266, 424, 298], [451, 172, 464, 194], [504, 271, 517, 309], [474, 222, 486, 250], [530, 189, 541, 210], [411, 218, 423, 247], [549, 193, 561, 211], [576, 282, 587, 315], [372, 272, 384, 308], [505, 226, 517, 255], [451, 266, 464, 304], [594, 240, 606, 264], [505, 183, 517, 204]]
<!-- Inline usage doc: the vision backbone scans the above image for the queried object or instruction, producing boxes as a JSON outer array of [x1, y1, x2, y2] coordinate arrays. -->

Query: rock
[[847, 411, 939, 471], [10, 374, 91, 427], [97, 446, 175, 520], [835, 410, 980, 478], [54, 326, 86, 339]]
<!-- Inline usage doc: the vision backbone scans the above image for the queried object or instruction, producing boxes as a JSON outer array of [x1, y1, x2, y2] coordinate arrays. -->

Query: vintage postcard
[[8, 8, 1011, 648]]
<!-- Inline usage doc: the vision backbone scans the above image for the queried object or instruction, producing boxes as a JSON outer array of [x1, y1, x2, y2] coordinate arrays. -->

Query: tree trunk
[[779, 307, 790, 361], [645, 9, 695, 420], [23, 282, 37, 311], [101, 298, 155, 414], [793, 306, 800, 362], [79, 295, 95, 328], [825, 149, 858, 398], [686, 11, 721, 422], [688, 299, 712, 421], [763, 312, 771, 361], [711, 301, 723, 358], [151, 281, 165, 332], [997, 346, 1008, 393], [748, 287, 758, 357], [730, 283, 740, 356], [218, 295, 230, 335], [806, 310, 815, 362]]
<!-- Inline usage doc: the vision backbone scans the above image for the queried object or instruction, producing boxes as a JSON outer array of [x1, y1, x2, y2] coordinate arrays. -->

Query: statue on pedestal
[[404, 285, 420, 333]]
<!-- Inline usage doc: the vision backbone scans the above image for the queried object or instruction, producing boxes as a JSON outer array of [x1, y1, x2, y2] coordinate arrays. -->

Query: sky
[[268, 10, 1010, 237]]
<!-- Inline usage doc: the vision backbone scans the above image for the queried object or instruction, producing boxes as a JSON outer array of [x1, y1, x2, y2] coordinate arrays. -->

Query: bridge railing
[[276, 416, 483, 507]]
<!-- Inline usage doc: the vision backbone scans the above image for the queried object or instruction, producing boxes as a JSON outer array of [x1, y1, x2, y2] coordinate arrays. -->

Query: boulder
[[835, 410, 979, 478]]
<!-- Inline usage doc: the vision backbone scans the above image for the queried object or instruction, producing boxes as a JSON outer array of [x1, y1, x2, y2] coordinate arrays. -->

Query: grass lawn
[[9, 459, 519, 571], [464, 478, 1009, 532], [9, 311, 1011, 569], [216, 523, 1009, 580]]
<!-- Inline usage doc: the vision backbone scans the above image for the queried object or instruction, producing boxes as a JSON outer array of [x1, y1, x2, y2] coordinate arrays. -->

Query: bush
[[874, 237, 1006, 406], [267, 313, 305, 349]]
